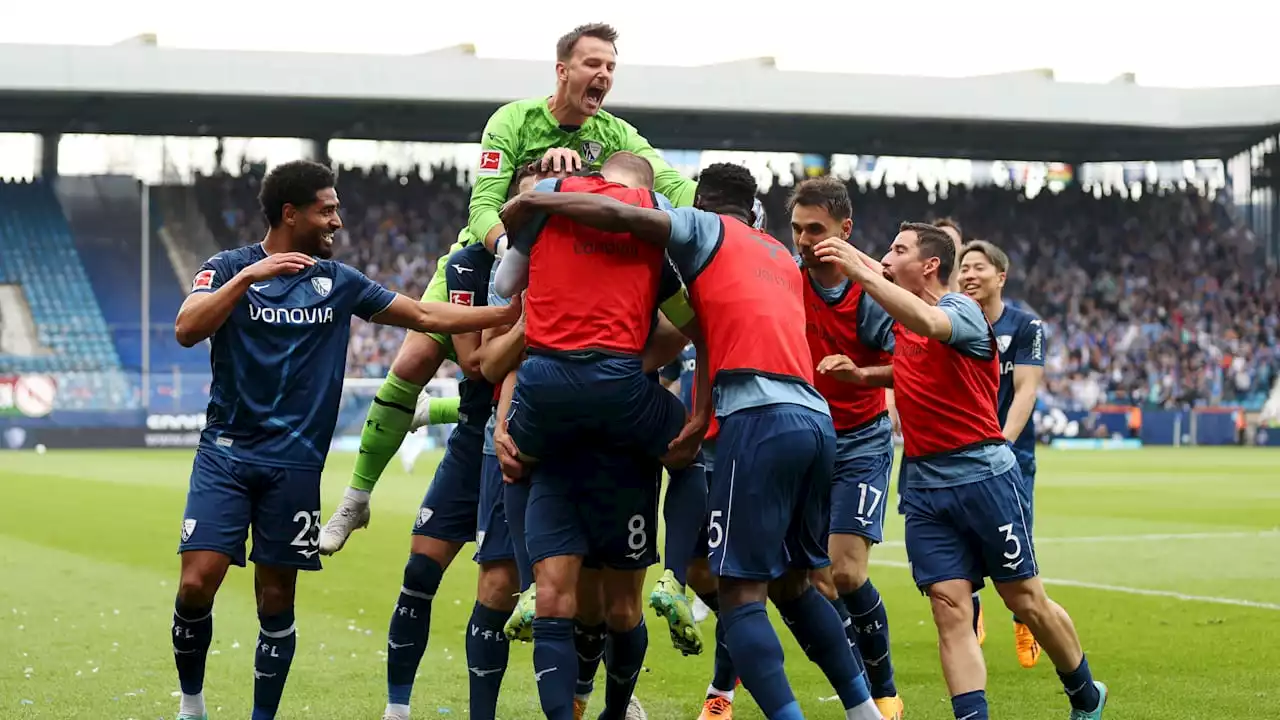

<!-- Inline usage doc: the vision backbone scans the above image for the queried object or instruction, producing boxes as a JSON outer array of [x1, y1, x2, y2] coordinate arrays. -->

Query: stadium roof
[[2, 42, 1278, 161]]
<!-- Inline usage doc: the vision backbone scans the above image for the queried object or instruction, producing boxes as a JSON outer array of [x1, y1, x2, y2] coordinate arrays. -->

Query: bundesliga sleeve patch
[[477, 150, 503, 176], [449, 290, 475, 306], [192, 269, 215, 291]]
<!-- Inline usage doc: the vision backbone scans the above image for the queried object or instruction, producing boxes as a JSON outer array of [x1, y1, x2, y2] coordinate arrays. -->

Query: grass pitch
[[2, 447, 1279, 718]]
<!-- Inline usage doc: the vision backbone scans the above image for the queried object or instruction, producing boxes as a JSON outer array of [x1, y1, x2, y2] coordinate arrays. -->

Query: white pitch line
[[879, 529, 1280, 549], [869, 559, 1280, 612]]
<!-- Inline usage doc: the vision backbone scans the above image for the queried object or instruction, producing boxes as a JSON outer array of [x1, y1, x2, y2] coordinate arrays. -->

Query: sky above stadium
[[3, 0, 1278, 88]]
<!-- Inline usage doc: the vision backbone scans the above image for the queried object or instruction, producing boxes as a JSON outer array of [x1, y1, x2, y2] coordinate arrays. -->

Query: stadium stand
[[0, 179, 135, 410], [185, 164, 1279, 413]]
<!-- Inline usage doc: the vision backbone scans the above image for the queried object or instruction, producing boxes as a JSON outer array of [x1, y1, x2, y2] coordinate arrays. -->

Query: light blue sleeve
[[492, 247, 528, 299], [487, 262, 511, 308], [855, 294, 896, 354], [654, 192, 675, 212], [533, 177, 559, 193], [938, 293, 993, 358], [664, 206, 722, 281]]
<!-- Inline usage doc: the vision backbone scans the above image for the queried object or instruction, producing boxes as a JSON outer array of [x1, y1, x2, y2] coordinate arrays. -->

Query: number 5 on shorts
[[707, 510, 724, 549]]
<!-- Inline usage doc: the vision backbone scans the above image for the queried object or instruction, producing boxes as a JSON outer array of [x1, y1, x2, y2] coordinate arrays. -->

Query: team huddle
[[168, 23, 1109, 720]]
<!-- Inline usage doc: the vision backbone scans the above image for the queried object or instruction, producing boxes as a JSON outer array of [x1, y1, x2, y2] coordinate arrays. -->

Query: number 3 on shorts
[[707, 509, 724, 549], [627, 514, 647, 551], [292, 510, 321, 549], [998, 522, 1022, 561]]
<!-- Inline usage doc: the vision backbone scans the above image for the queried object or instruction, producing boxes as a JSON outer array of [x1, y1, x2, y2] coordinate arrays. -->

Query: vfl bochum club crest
[[997, 335, 1013, 353], [581, 141, 603, 164], [311, 276, 333, 297]]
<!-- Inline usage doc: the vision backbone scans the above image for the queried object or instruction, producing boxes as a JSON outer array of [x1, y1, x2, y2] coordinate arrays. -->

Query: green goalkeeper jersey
[[463, 96, 698, 247]]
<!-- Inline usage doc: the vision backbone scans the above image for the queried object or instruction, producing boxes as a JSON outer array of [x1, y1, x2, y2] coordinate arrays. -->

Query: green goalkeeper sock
[[351, 371, 422, 493], [428, 396, 461, 425]]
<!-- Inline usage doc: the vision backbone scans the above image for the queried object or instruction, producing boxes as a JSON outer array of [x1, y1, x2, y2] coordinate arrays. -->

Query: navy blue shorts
[[525, 449, 661, 570], [178, 450, 322, 571], [829, 435, 894, 543], [474, 453, 516, 563], [1021, 467, 1036, 535], [413, 424, 484, 543], [708, 405, 835, 582], [900, 465, 1037, 592], [508, 354, 686, 462]]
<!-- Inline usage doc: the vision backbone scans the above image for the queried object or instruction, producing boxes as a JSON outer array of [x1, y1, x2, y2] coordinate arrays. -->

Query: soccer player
[[169, 160, 520, 720], [936, 217, 964, 294], [321, 22, 699, 552], [959, 239, 1047, 668], [815, 225, 1108, 720], [495, 155, 705, 720], [501, 162, 882, 720], [790, 177, 904, 720]]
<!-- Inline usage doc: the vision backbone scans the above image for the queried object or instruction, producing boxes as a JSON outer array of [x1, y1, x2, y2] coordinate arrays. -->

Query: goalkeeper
[[320, 21, 697, 555]]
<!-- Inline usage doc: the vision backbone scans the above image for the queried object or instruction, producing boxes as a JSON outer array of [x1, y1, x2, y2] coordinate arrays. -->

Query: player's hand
[[540, 147, 583, 174], [242, 252, 315, 282], [500, 192, 538, 234], [814, 238, 880, 280], [497, 292, 524, 324], [493, 421, 527, 481], [662, 415, 707, 469], [817, 354, 863, 384]]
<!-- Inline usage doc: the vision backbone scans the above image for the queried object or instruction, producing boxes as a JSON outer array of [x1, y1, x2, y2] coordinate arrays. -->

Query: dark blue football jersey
[[992, 303, 1046, 473], [444, 244, 496, 424], [191, 244, 396, 470]]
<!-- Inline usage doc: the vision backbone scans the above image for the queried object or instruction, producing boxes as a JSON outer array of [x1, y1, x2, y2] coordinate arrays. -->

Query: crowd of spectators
[[194, 163, 1280, 412]]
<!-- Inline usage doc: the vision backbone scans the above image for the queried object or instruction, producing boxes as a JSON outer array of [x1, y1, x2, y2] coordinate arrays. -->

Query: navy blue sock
[[172, 598, 212, 697], [971, 592, 982, 635], [827, 593, 867, 680], [600, 619, 648, 720], [777, 587, 872, 710], [844, 579, 897, 698], [387, 553, 443, 707], [465, 602, 511, 720], [662, 457, 708, 586], [504, 481, 534, 591], [533, 617, 577, 720], [573, 620, 607, 699], [697, 592, 738, 695], [1059, 654, 1101, 712], [251, 609, 296, 720], [951, 690, 988, 720], [720, 601, 803, 720]]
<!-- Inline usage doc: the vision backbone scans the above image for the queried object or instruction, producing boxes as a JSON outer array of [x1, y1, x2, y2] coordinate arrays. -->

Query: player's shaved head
[[695, 163, 758, 221], [787, 177, 852, 221], [601, 151, 655, 189], [557, 23, 618, 61]]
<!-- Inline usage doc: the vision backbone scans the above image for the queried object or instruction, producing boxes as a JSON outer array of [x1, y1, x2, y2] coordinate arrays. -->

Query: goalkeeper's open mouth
[[583, 84, 607, 113]]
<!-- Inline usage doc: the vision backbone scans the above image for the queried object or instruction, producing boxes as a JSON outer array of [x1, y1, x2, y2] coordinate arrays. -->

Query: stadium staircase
[[151, 184, 222, 283], [0, 179, 135, 410], [55, 176, 208, 411]]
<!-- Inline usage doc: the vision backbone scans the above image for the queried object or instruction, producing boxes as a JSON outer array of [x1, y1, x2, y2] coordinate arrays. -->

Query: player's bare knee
[[828, 533, 871, 594], [804, 567, 837, 601], [254, 568, 297, 617], [927, 580, 974, 633], [409, 535, 462, 569], [604, 594, 642, 632], [476, 561, 519, 612], [994, 578, 1045, 622], [717, 576, 768, 609], [177, 572, 219, 608], [534, 558, 579, 619], [391, 333, 445, 386]]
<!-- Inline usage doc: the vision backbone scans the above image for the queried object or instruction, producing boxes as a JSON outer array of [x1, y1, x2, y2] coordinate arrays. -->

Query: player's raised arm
[[174, 252, 315, 347], [815, 232, 955, 342], [467, 103, 524, 252], [373, 294, 522, 335], [501, 191, 673, 247]]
